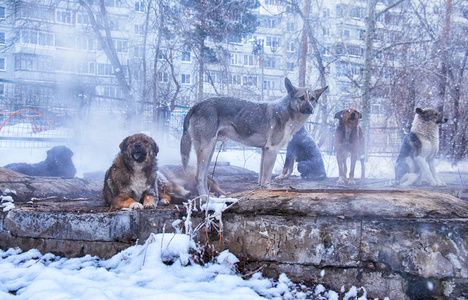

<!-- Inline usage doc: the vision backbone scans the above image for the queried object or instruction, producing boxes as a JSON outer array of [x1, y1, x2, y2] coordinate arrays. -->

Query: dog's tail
[[180, 109, 194, 172]]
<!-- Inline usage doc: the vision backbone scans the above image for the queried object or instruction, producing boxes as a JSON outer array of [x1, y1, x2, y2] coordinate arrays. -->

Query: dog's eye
[[299, 96, 305, 101], [143, 140, 148, 144]]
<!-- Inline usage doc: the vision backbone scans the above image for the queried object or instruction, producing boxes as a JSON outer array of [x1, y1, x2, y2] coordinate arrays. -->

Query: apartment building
[[0, 0, 420, 152]]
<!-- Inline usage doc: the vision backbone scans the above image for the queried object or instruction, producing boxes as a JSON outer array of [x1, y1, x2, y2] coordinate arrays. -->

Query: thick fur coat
[[103, 133, 159, 210], [181, 78, 327, 196], [276, 126, 326, 180], [334, 108, 365, 185], [395, 108, 448, 186]]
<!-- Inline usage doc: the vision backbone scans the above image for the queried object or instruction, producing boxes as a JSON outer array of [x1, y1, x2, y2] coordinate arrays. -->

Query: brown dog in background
[[334, 108, 365, 185], [103, 133, 159, 210]]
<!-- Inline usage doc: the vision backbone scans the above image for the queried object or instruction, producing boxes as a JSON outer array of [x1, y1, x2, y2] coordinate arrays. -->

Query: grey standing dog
[[181, 78, 327, 196]]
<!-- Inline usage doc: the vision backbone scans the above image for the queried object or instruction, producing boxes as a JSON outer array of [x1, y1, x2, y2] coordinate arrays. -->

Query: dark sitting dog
[[4, 145, 76, 178], [276, 126, 326, 180], [334, 108, 365, 185], [103, 133, 159, 210], [395, 108, 448, 186]]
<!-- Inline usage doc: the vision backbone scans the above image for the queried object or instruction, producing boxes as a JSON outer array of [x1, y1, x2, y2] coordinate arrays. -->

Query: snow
[[0, 233, 366, 300], [0, 194, 15, 212]]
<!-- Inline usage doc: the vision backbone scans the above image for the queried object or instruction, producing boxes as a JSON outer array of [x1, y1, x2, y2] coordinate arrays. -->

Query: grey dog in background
[[180, 78, 327, 196]]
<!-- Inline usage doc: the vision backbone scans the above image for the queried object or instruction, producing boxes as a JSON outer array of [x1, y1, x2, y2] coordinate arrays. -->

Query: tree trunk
[[142, 0, 152, 102], [298, 0, 310, 87], [361, 0, 377, 155], [152, 0, 164, 128], [437, 0, 452, 113], [80, 0, 135, 117], [197, 39, 205, 102]]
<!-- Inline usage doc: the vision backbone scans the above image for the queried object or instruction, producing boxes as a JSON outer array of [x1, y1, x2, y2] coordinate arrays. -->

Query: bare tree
[[79, 0, 135, 117], [360, 0, 405, 152]]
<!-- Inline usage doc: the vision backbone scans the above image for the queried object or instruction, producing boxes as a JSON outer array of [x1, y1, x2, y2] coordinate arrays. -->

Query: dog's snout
[[134, 143, 142, 150]]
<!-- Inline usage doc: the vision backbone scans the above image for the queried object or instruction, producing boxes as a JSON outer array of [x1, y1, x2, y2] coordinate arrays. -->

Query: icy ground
[[0, 233, 371, 300]]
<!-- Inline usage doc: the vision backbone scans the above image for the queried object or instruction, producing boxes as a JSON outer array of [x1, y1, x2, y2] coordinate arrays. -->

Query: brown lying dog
[[334, 108, 365, 184], [103, 133, 159, 210], [159, 165, 225, 201]]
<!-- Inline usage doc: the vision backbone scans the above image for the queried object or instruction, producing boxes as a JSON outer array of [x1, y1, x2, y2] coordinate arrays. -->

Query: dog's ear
[[285, 78, 296, 96], [415, 108, 423, 115], [334, 110, 343, 119], [314, 86, 328, 100], [151, 138, 159, 156], [119, 136, 130, 152]]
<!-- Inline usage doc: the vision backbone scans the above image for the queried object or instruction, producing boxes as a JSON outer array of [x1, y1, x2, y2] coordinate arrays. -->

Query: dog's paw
[[159, 196, 171, 206], [129, 202, 144, 210], [348, 179, 356, 185], [337, 177, 346, 185], [143, 195, 157, 209], [274, 173, 288, 180], [433, 180, 446, 187], [180, 189, 191, 198]]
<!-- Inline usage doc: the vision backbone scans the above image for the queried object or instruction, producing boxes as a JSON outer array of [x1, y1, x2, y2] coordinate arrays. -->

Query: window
[[76, 12, 89, 25], [0, 32, 5, 45], [181, 74, 190, 84], [0, 83, 4, 95], [56, 10, 72, 24], [267, 19, 276, 28], [158, 49, 167, 60], [0, 7, 5, 19], [135, 1, 145, 12], [264, 56, 280, 69], [134, 46, 143, 58], [243, 76, 257, 86], [158, 72, 169, 83], [77, 36, 94, 51], [102, 86, 122, 98], [286, 42, 295, 52], [243, 54, 255, 66], [104, 0, 125, 7], [114, 40, 128, 53], [287, 62, 294, 71], [350, 6, 363, 19], [287, 22, 295, 32], [347, 45, 363, 57], [21, 30, 54, 46], [0, 58, 5, 71], [97, 63, 113, 76], [229, 75, 241, 85], [336, 4, 347, 18], [266, 36, 281, 51], [135, 24, 145, 35], [181, 50, 191, 62], [263, 80, 275, 90], [77, 61, 95, 74], [230, 53, 242, 65], [265, 0, 277, 5]]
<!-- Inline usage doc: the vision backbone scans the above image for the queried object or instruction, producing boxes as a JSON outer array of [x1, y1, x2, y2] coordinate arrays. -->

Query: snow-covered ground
[[0, 232, 372, 299]]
